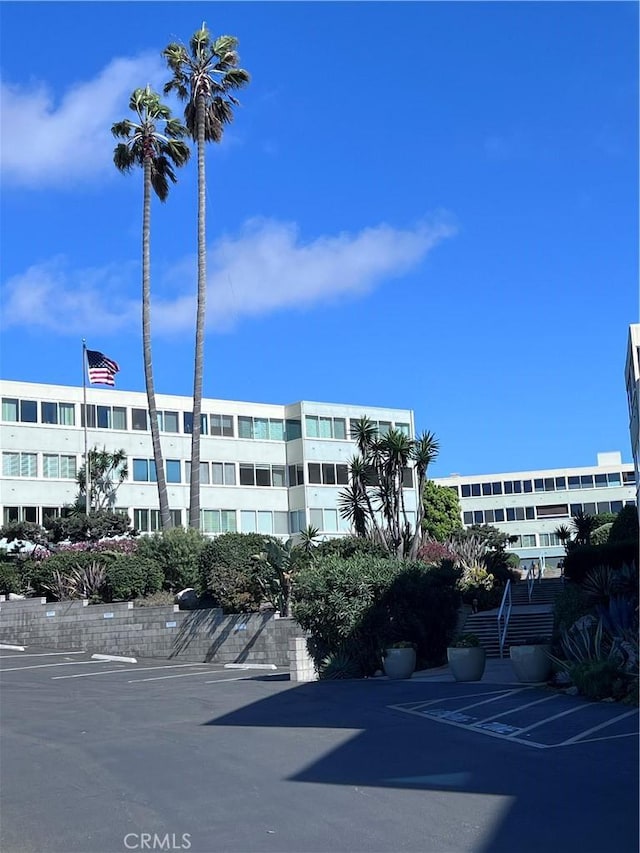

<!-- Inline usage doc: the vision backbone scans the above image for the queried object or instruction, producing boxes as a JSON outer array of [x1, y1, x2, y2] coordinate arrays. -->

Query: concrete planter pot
[[383, 647, 416, 680], [447, 646, 486, 682], [510, 644, 552, 683]]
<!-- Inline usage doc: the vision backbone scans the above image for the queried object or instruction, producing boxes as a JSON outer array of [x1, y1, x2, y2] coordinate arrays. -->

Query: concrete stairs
[[462, 579, 564, 658]]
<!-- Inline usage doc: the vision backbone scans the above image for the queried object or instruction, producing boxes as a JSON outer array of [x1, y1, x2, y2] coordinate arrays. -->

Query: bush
[[591, 523, 613, 546], [136, 527, 206, 591], [315, 536, 389, 561], [104, 555, 163, 602], [44, 511, 133, 543], [293, 554, 460, 677], [0, 560, 23, 595], [198, 533, 276, 612], [609, 505, 639, 543], [553, 583, 592, 637], [563, 540, 638, 583], [568, 660, 623, 701]]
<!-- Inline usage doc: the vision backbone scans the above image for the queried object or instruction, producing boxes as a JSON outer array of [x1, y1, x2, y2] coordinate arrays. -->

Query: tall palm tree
[[409, 430, 440, 559], [112, 87, 190, 530], [163, 24, 250, 529]]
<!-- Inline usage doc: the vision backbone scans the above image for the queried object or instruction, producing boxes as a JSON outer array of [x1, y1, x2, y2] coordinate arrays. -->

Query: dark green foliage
[[136, 526, 206, 590], [198, 533, 276, 612], [568, 660, 625, 701], [609, 505, 639, 543], [0, 559, 23, 595], [319, 648, 362, 680], [104, 555, 163, 601], [563, 541, 638, 583], [0, 521, 48, 545], [422, 480, 463, 542], [591, 523, 613, 546], [293, 554, 461, 676], [44, 511, 133, 544], [553, 583, 592, 637], [315, 536, 389, 560]]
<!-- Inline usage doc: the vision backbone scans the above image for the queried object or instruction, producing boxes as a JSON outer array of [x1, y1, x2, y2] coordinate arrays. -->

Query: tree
[[76, 447, 128, 512], [554, 524, 573, 553], [338, 419, 439, 559], [164, 24, 250, 528], [572, 510, 597, 547], [422, 479, 463, 542], [112, 87, 190, 530]]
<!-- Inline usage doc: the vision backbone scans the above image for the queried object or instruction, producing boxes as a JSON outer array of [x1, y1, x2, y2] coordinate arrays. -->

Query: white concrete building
[[625, 324, 640, 510], [0, 380, 417, 537], [434, 452, 636, 568]]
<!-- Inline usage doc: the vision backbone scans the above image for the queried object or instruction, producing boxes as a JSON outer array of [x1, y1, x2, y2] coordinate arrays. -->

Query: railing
[[525, 564, 538, 603], [497, 579, 512, 659]]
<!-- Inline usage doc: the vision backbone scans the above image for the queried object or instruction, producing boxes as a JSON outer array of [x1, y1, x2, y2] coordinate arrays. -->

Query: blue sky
[[1, 1, 637, 478]]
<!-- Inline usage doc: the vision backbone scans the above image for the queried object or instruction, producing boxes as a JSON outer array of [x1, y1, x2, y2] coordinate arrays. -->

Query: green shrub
[[563, 540, 638, 583], [568, 660, 622, 701], [0, 560, 22, 595], [553, 583, 592, 637], [198, 533, 275, 612], [44, 511, 133, 543], [609, 505, 639, 543], [293, 554, 460, 676], [104, 555, 163, 602], [319, 648, 361, 680], [315, 536, 389, 560], [136, 527, 206, 591], [591, 523, 613, 546]]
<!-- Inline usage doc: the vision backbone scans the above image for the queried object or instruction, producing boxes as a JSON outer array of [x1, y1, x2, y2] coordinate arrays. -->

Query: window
[[482, 483, 491, 496], [289, 510, 305, 533], [286, 419, 302, 441], [41, 402, 58, 424], [256, 465, 271, 487], [238, 416, 284, 441], [288, 464, 304, 486], [210, 414, 234, 437], [257, 511, 273, 534], [494, 508, 505, 522], [522, 480, 532, 493], [22, 507, 38, 523], [512, 481, 522, 494], [594, 474, 607, 488], [2, 398, 18, 421], [306, 416, 347, 440], [395, 422, 411, 437], [241, 511, 257, 532], [485, 509, 495, 523], [568, 476, 580, 490], [132, 459, 157, 482], [201, 509, 236, 534], [623, 471, 636, 485], [166, 460, 181, 483], [199, 462, 210, 485], [536, 504, 569, 518], [580, 475, 594, 488], [540, 533, 561, 547], [183, 412, 208, 435], [583, 502, 596, 515], [42, 507, 61, 522], [274, 512, 289, 535], [463, 511, 473, 524], [522, 535, 536, 548], [610, 500, 623, 513], [402, 468, 414, 488], [239, 464, 255, 486], [272, 466, 286, 487], [508, 535, 521, 548], [43, 454, 76, 479], [132, 408, 148, 431], [2, 452, 37, 477], [308, 463, 349, 486], [596, 502, 610, 514], [473, 511, 483, 524], [20, 400, 37, 423], [322, 463, 336, 485], [112, 407, 126, 430], [448, 485, 459, 496], [525, 506, 535, 520], [492, 482, 503, 495], [534, 479, 544, 493], [570, 503, 582, 516], [555, 477, 566, 490], [504, 481, 513, 495], [461, 484, 471, 498], [506, 508, 516, 522], [309, 508, 324, 530], [245, 509, 289, 536], [377, 421, 392, 437], [471, 483, 481, 497], [3, 507, 19, 523], [607, 472, 621, 486], [544, 478, 555, 491], [134, 509, 181, 533], [158, 411, 179, 433], [211, 463, 236, 486]]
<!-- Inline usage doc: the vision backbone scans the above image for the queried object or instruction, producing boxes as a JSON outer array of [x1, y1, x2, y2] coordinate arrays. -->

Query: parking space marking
[[448, 687, 536, 714], [51, 663, 210, 680], [506, 701, 593, 736], [474, 693, 559, 725], [561, 709, 639, 745], [128, 669, 225, 683], [0, 651, 85, 659], [0, 660, 106, 673]]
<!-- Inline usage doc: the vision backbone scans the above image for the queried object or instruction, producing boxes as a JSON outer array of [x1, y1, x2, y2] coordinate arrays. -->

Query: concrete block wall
[[0, 598, 305, 667], [288, 636, 318, 682]]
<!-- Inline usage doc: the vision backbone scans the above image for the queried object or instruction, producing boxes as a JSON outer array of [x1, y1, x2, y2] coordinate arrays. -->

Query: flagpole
[[82, 340, 90, 516]]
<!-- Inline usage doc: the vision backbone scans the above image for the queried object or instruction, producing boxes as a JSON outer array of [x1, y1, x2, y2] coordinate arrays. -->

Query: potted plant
[[383, 642, 417, 680], [447, 633, 486, 682], [509, 636, 552, 683]]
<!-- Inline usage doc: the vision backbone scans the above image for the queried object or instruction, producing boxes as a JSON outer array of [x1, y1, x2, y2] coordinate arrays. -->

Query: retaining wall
[[0, 596, 305, 667]]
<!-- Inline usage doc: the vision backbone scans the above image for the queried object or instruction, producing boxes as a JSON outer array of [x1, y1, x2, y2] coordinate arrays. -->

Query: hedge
[[198, 533, 277, 612], [563, 539, 639, 584]]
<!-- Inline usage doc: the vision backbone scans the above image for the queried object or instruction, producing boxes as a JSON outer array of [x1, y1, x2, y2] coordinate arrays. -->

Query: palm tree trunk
[[189, 92, 207, 529], [142, 155, 172, 530]]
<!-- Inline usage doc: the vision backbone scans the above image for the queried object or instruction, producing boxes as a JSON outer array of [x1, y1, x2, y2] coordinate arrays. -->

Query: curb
[[0, 644, 26, 652], [91, 654, 137, 664]]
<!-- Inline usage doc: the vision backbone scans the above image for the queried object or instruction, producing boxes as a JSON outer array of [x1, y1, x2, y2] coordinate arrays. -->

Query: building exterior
[[625, 324, 640, 510], [434, 452, 637, 568], [0, 380, 417, 538]]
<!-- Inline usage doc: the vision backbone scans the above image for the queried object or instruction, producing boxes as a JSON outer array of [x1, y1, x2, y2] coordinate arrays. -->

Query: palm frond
[[113, 143, 136, 172]]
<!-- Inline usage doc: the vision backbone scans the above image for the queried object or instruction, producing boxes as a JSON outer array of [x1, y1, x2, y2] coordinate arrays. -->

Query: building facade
[[434, 452, 636, 568], [0, 380, 417, 538]]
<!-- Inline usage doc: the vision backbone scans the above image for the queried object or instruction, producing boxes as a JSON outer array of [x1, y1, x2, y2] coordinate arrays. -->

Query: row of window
[[2, 453, 77, 480], [454, 471, 635, 498], [2, 397, 411, 443], [463, 498, 634, 526]]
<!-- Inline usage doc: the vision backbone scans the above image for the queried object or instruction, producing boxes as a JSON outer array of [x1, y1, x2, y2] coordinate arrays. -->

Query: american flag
[[86, 349, 120, 386]]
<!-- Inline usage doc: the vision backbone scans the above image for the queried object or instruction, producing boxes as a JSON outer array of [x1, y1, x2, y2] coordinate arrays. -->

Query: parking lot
[[1, 645, 638, 853]]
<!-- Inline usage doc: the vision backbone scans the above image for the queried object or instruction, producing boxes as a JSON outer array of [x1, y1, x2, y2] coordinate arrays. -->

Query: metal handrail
[[497, 579, 512, 659], [525, 564, 537, 603]]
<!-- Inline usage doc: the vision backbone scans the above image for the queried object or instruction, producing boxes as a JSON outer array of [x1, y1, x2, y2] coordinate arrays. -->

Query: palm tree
[[571, 510, 597, 547], [554, 524, 573, 552], [112, 87, 190, 530], [409, 431, 440, 559], [163, 24, 250, 528]]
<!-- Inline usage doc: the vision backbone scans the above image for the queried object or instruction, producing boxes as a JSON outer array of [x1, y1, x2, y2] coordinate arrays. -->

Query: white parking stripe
[[204, 674, 281, 684], [452, 687, 534, 713], [51, 663, 209, 680], [506, 702, 593, 736], [561, 709, 639, 744], [473, 693, 559, 725], [128, 669, 225, 683], [0, 651, 85, 659], [0, 660, 105, 673]]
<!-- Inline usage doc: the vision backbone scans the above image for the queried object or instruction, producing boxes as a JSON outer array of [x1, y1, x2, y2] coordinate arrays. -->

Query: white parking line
[[128, 669, 225, 684], [0, 651, 85, 659], [474, 693, 559, 725], [561, 709, 639, 744], [52, 663, 210, 680], [0, 660, 105, 673], [452, 687, 534, 714], [506, 701, 592, 736]]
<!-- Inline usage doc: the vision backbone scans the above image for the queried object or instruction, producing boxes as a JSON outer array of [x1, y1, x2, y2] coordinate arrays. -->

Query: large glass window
[[308, 463, 321, 484], [20, 400, 37, 423], [568, 476, 580, 490], [256, 465, 271, 487], [254, 418, 269, 440], [2, 398, 18, 421], [536, 504, 569, 518], [289, 509, 305, 533], [473, 511, 483, 524], [534, 479, 544, 492], [42, 454, 76, 479], [272, 466, 286, 487], [623, 471, 636, 485], [322, 463, 336, 485], [310, 508, 323, 529], [132, 459, 157, 482], [41, 402, 58, 424], [200, 462, 210, 485], [132, 409, 148, 431], [238, 417, 253, 439], [286, 419, 302, 441], [461, 484, 471, 498], [522, 535, 536, 547], [112, 407, 126, 430], [471, 483, 481, 497], [463, 511, 473, 524], [494, 508, 505, 522], [522, 480, 532, 493], [306, 415, 347, 440], [2, 452, 36, 477], [395, 422, 410, 437], [258, 511, 273, 534], [492, 482, 503, 495], [482, 483, 491, 496], [402, 468, 414, 488], [211, 414, 234, 437], [274, 512, 289, 535], [607, 472, 621, 486], [594, 474, 607, 488], [555, 477, 566, 490], [580, 475, 594, 488], [159, 411, 179, 433], [183, 412, 207, 435], [525, 506, 535, 520], [239, 464, 255, 486], [288, 464, 304, 486], [166, 460, 181, 483]]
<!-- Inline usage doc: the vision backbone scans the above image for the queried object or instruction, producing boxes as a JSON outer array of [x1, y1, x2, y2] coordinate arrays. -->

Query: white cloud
[[1, 217, 455, 335], [0, 54, 166, 187]]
